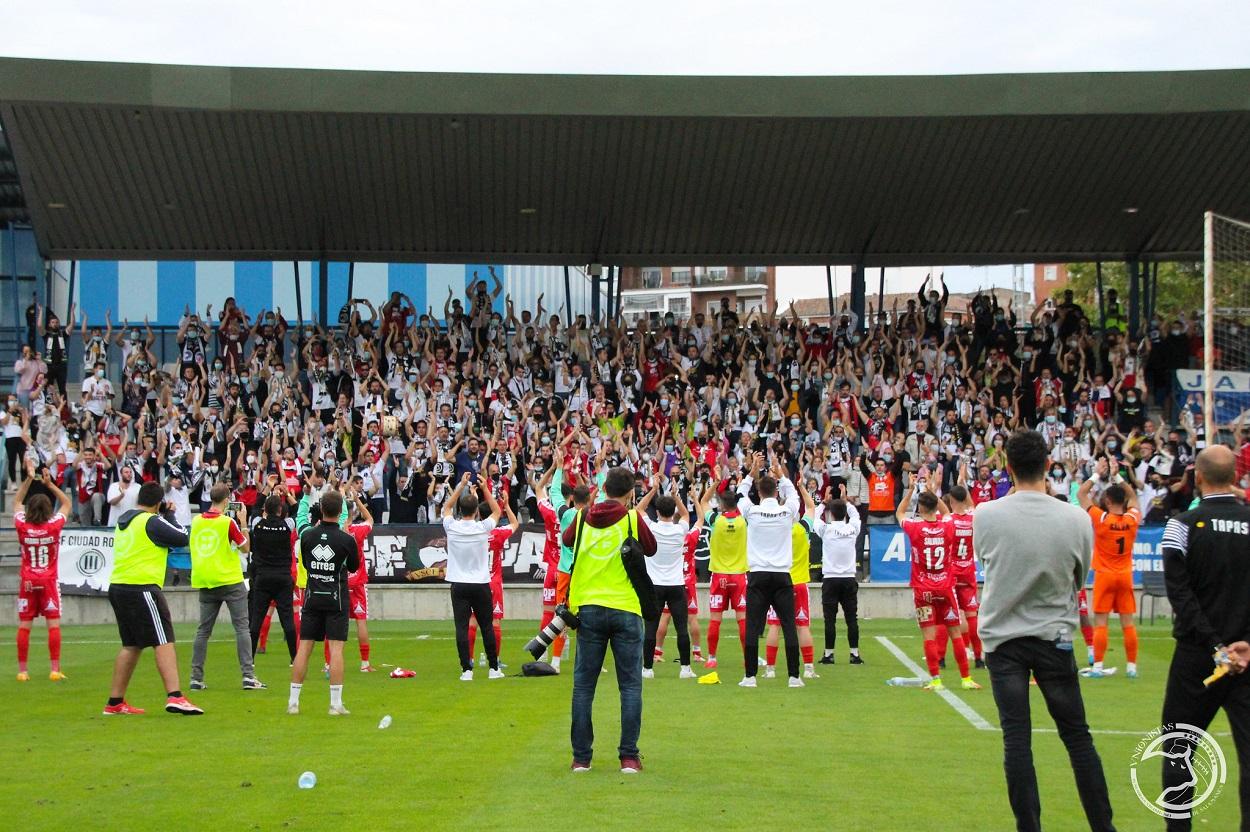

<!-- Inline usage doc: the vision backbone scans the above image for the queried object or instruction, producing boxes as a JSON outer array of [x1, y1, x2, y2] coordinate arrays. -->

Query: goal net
[[1201, 212, 1250, 445]]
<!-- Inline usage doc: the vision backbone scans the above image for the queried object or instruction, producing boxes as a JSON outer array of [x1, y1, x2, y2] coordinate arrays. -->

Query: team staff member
[[442, 473, 504, 681], [289, 491, 359, 716], [975, 431, 1114, 831], [248, 495, 299, 661], [1161, 445, 1250, 832], [736, 453, 801, 688], [812, 484, 863, 665], [1078, 459, 1141, 679], [189, 483, 262, 691], [104, 481, 203, 716], [763, 479, 819, 679], [638, 483, 703, 680], [563, 467, 657, 774], [468, 498, 521, 664]]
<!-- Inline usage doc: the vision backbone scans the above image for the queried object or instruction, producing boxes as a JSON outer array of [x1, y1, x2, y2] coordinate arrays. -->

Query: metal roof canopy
[[1, 57, 1249, 267]]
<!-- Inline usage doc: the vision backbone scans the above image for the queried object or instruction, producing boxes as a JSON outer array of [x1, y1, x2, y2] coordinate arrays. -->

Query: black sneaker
[[974, 658, 986, 670], [849, 654, 864, 665], [818, 655, 835, 665], [242, 677, 267, 690], [189, 680, 207, 691], [938, 658, 947, 670]]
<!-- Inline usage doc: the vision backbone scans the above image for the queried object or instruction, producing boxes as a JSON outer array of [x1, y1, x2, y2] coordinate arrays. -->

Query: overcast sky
[[3, 2, 1245, 303], [2, 1, 1247, 75]]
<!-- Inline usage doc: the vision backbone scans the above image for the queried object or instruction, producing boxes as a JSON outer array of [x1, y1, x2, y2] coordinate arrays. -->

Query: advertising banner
[[867, 523, 1166, 586]]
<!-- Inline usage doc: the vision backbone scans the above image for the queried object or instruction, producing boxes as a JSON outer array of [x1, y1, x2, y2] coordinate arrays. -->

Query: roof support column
[[824, 266, 835, 324], [877, 267, 886, 325], [850, 263, 866, 331], [1127, 258, 1141, 341], [1095, 261, 1106, 332], [613, 265, 623, 324], [293, 260, 304, 325], [318, 258, 328, 328], [563, 266, 573, 327], [66, 260, 77, 326], [590, 270, 601, 325]]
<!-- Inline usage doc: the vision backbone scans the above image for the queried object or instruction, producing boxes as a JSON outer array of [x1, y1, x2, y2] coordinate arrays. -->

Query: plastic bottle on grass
[[298, 772, 317, 789], [378, 715, 392, 730], [885, 677, 925, 687]]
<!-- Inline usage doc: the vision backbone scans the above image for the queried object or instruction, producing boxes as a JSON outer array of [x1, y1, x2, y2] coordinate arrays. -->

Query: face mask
[[213, 362, 223, 370], [246, 454, 256, 463], [790, 383, 799, 391], [240, 376, 249, 384], [727, 396, 737, 405], [659, 398, 669, 408], [823, 373, 833, 381], [95, 369, 104, 378], [766, 372, 775, 379], [790, 418, 802, 427], [747, 414, 757, 424], [1171, 328, 1182, 336], [1107, 441, 1118, 450], [1045, 415, 1056, 424], [1126, 396, 1137, 403], [664, 444, 674, 453]]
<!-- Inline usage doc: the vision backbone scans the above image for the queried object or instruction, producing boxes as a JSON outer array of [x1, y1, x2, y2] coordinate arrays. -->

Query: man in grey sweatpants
[[188, 484, 263, 690]]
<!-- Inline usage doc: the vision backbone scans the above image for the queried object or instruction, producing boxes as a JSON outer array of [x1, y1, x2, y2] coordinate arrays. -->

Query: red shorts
[[18, 574, 61, 621], [913, 586, 960, 629], [541, 563, 559, 605], [348, 585, 368, 620], [768, 583, 811, 626], [685, 576, 699, 615], [953, 582, 979, 614], [490, 576, 505, 620], [708, 572, 747, 613], [1078, 588, 1089, 616]]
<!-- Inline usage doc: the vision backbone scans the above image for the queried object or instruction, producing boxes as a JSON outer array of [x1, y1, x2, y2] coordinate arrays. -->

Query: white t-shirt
[[441, 515, 494, 584], [811, 503, 861, 579], [107, 480, 140, 522], [736, 476, 800, 573], [82, 377, 114, 417], [647, 519, 689, 586]]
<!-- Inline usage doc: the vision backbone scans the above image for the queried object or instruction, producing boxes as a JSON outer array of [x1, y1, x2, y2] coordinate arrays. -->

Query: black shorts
[[300, 606, 348, 643], [109, 584, 174, 648]]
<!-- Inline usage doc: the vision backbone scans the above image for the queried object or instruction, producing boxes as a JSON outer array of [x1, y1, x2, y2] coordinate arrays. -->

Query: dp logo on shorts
[[1129, 723, 1226, 819]]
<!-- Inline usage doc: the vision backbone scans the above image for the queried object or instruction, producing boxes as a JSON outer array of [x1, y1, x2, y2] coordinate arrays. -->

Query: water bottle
[[298, 771, 317, 789], [378, 715, 392, 730], [886, 677, 925, 687]]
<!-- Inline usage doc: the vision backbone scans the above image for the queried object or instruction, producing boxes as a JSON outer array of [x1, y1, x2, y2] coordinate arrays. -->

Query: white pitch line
[[876, 635, 995, 731]]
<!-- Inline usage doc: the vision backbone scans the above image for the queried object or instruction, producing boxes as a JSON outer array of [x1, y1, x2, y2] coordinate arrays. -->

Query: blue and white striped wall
[[65, 260, 603, 326]]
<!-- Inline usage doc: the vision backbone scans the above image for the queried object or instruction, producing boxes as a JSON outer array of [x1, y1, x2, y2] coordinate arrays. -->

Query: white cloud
[[0, 1, 1246, 75]]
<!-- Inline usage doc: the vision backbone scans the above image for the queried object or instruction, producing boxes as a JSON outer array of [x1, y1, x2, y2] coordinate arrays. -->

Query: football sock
[[1080, 623, 1094, 648], [467, 623, 477, 659], [952, 634, 970, 677], [801, 645, 814, 665], [707, 620, 721, 657], [850, 647, 860, 657], [289, 682, 303, 707], [539, 609, 554, 635], [107, 697, 124, 707], [736, 618, 746, 649], [765, 644, 778, 667], [48, 627, 61, 671], [360, 643, 370, 663], [258, 613, 272, 649], [493, 624, 502, 654], [1123, 625, 1138, 664], [823, 648, 834, 658], [329, 684, 343, 709], [167, 690, 182, 698], [1093, 625, 1109, 664], [324, 642, 331, 665], [935, 627, 949, 661], [16, 627, 29, 672], [922, 638, 941, 677], [965, 616, 982, 659], [552, 632, 566, 659]]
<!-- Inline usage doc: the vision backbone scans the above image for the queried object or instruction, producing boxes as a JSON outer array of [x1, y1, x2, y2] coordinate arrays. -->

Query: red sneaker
[[571, 760, 591, 773], [103, 701, 146, 716], [619, 756, 642, 774], [165, 696, 204, 716]]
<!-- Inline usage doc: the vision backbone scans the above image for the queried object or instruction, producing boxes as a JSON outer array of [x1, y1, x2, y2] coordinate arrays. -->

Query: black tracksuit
[[249, 516, 298, 659]]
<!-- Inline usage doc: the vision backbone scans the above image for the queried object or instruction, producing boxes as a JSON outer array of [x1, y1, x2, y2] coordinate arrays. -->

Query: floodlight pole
[[293, 260, 304, 324], [825, 266, 835, 324], [563, 266, 573, 326]]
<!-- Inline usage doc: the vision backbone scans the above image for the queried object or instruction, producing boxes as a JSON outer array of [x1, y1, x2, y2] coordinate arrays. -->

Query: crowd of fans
[[3, 273, 1248, 546]]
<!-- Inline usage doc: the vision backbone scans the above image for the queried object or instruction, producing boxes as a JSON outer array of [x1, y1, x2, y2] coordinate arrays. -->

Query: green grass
[[0, 618, 1239, 831]]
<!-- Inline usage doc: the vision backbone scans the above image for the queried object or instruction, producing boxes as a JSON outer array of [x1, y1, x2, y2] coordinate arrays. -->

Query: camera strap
[[568, 509, 587, 578]]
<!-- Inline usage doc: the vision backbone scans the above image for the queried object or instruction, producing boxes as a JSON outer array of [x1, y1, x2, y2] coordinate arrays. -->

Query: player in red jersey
[[469, 499, 520, 663], [896, 475, 980, 691], [13, 471, 72, 681], [531, 461, 564, 654], [935, 483, 984, 669]]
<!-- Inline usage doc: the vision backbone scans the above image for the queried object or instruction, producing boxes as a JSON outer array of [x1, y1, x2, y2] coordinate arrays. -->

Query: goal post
[[1203, 211, 1215, 434], [1202, 211, 1250, 447]]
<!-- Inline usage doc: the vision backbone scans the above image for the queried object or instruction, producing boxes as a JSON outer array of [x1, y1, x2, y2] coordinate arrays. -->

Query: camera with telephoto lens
[[525, 604, 580, 660]]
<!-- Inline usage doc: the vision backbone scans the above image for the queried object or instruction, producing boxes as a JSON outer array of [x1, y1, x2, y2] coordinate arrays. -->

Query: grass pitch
[[0, 618, 1239, 831]]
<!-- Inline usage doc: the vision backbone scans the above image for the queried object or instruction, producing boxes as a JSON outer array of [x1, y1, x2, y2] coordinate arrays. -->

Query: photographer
[[442, 473, 504, 681], [561, 467, 657, 774], [188, 483, 262, 691]]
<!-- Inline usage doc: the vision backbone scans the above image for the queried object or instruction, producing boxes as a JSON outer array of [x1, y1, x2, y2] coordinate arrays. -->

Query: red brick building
[[617, 266, 775, 323]]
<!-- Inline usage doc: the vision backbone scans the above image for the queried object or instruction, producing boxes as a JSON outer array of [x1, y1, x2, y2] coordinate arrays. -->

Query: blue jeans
[[570, 605, 643, 763]]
